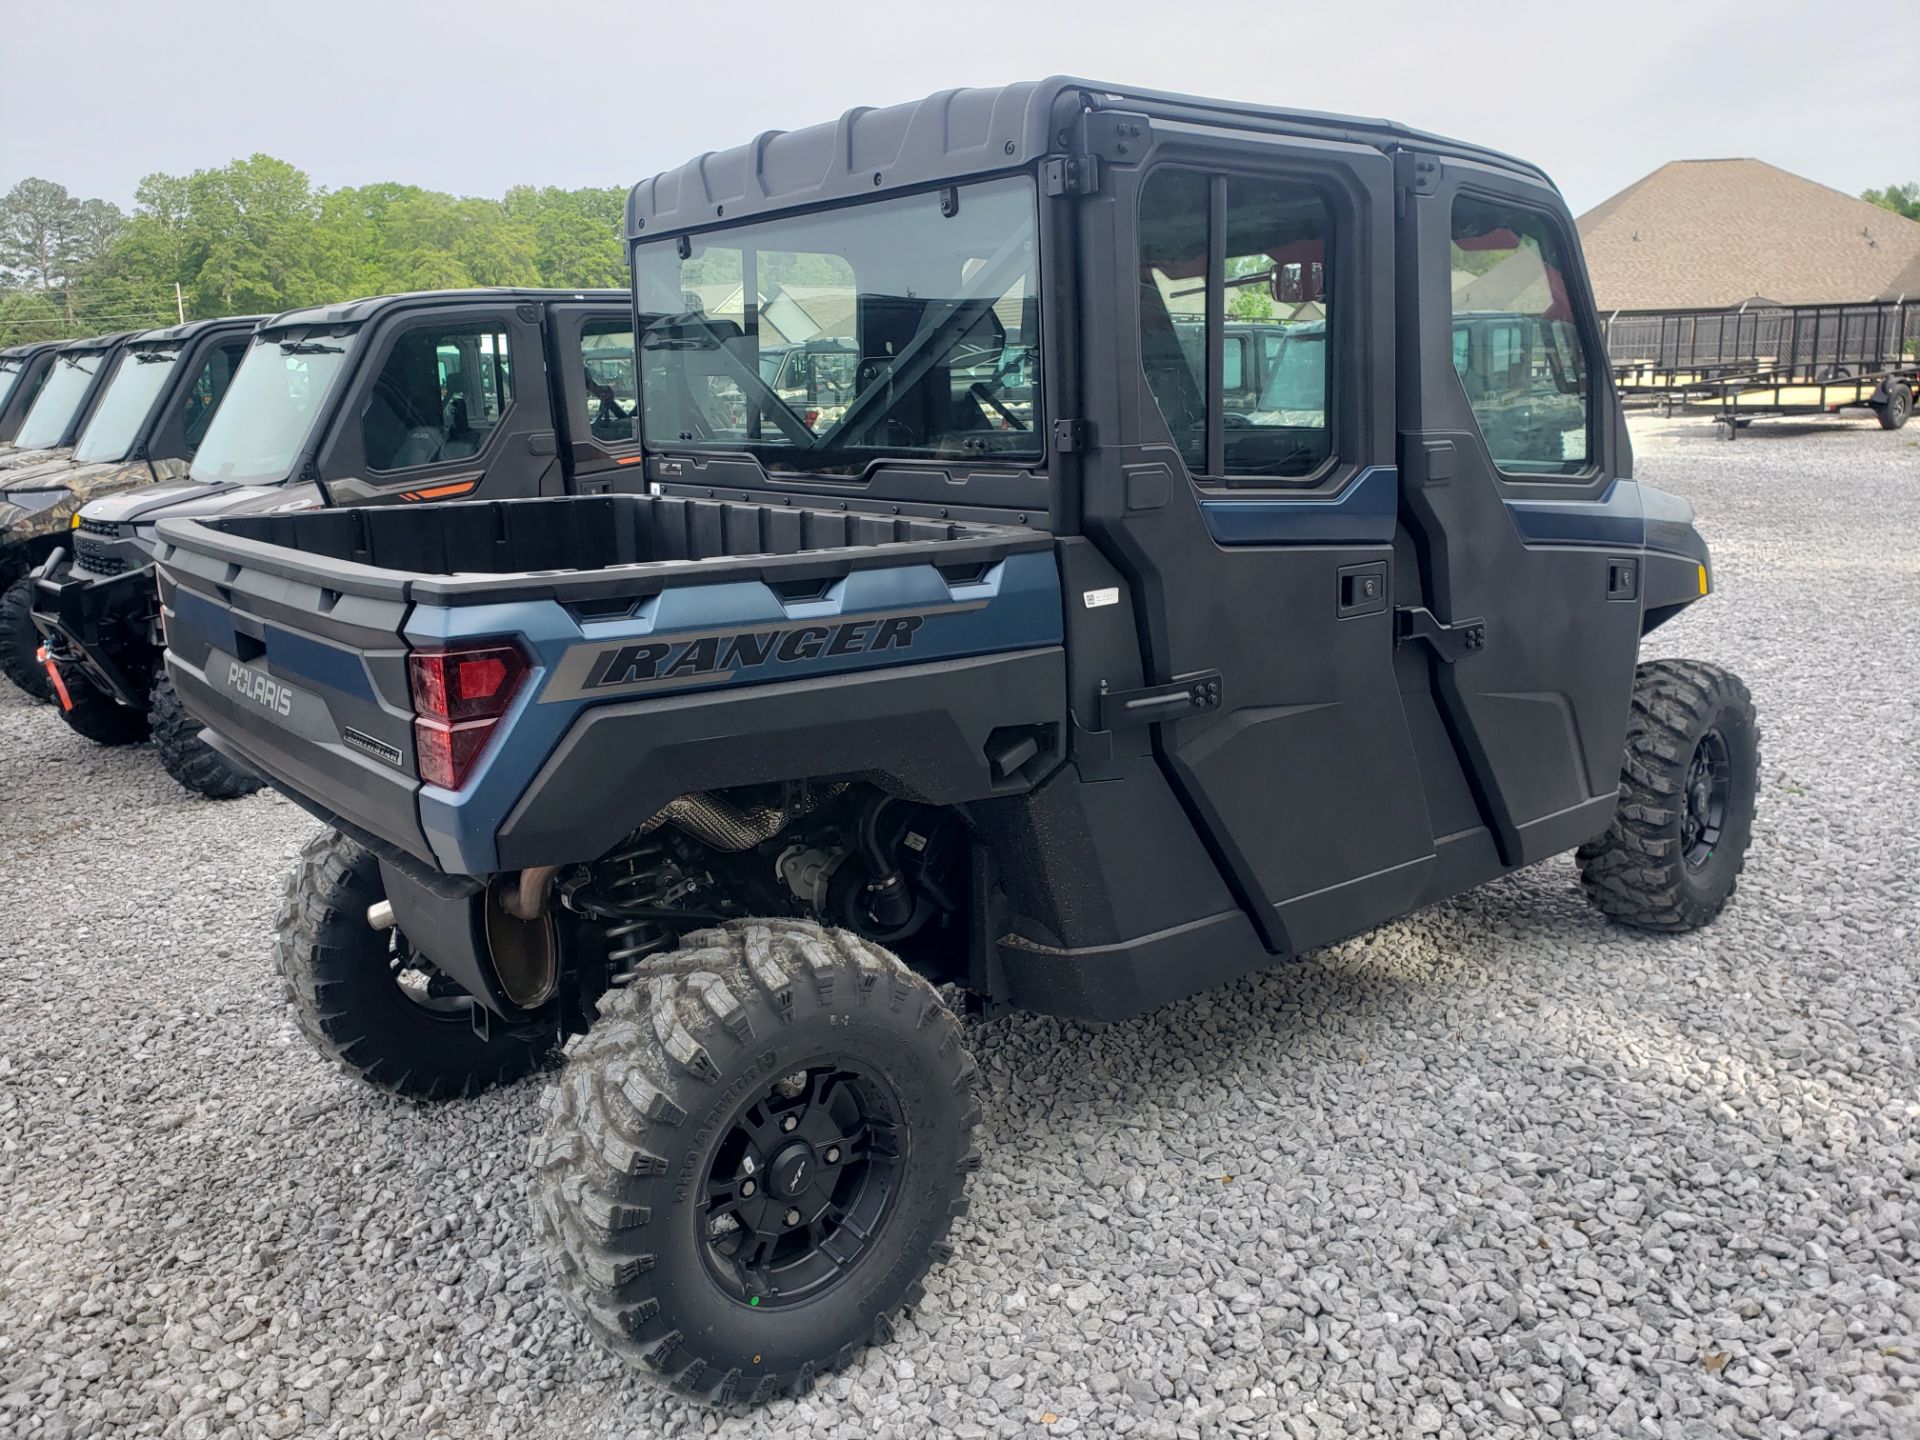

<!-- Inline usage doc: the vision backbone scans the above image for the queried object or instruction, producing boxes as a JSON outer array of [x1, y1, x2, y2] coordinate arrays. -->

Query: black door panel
[[1078, 134, 1444, 957], [1394, 159, 1641, 865]]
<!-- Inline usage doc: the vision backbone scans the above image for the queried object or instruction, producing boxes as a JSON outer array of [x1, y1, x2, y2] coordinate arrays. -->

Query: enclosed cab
[[0, 320, 257, 699], [31, 289, 636, 789], [155, 81, 1756, 1400], [0, 332, 139, 473]]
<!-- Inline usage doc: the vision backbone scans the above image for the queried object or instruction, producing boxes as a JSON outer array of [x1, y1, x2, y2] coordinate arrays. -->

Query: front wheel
[[531, 920, 981, 1403], [0, 576, 52, 701], [54, 673, 151, 745], [1577, 659, 1759, 932], [150, 672, 263, 799], [275, 829, 549, 1100]]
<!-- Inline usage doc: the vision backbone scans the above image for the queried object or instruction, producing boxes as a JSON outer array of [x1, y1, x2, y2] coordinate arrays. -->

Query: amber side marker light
[[1698, 564, 1710, 596]]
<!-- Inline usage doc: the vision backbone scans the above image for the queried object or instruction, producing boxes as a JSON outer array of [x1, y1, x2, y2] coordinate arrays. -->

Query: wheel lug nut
[[784, 1208, 801, 1227], [781, 1115, 798, 1133], [741, 1179, 756, 1197], [824, 1146, 840, 1164]]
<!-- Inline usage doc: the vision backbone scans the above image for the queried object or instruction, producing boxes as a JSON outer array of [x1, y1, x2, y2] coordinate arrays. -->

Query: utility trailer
[[1603, 300, 1918, 438]]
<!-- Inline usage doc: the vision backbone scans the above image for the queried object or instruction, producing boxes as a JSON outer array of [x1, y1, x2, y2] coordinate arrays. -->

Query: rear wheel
[[150, 672, 263, 799], [275, 829, 549, 1100], [531, 920, 980, 1403], [1876, 382, 1911, 430], [0, 576, 52, 701], [1577, 659, 1759, 932]]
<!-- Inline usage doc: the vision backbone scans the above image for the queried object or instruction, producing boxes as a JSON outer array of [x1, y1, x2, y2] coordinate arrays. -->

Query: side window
[[182, 341, 249, 452], [1450, 196, 1592, 476], [1137, 169, 1209, 475], [579, 319, 637, 444], [1137, 168, 1333, 482], [363, 322, 513, 472], [1222, 177, 1329, 477]]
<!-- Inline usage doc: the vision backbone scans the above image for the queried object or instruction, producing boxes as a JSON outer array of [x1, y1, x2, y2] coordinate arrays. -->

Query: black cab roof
[[628, 76, 1553, 240], [258, 288, 628, 334], [130, 314, 268, 347]]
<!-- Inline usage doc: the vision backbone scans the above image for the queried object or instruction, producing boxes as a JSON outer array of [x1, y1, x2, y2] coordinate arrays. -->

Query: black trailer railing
[[1599, 299, 1918, 438]]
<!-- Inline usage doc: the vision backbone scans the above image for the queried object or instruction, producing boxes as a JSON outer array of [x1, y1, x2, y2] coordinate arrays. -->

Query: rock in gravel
[[0, 414, 1916, 1440]]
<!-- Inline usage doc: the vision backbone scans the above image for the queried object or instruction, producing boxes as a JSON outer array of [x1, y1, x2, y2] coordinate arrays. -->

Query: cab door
[[317, 302, 559, 506], [1392, 154, 1640, 869], [545, 301, 648, 494], [1076, 122, 1438, 957]]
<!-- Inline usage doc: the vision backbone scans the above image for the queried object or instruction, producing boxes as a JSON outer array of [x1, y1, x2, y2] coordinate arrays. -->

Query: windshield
[[12, 349, 104, 450], [189, 334, 354, 485], [72, 347, 180, 463], [0, 360, 25, 415], [635, 176, 1042, 472], [1254, 324, 1327, 420]]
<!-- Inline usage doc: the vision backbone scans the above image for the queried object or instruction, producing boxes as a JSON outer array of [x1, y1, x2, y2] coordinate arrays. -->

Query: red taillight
[[408, 641, 529, 789]]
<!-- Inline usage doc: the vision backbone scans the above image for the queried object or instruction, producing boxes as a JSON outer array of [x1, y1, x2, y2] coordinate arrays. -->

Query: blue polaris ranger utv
[[154, 80, 1758, 1402]]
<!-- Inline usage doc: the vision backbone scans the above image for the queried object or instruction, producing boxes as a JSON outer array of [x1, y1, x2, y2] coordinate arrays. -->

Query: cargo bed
[[154, 493, 1064, 875]]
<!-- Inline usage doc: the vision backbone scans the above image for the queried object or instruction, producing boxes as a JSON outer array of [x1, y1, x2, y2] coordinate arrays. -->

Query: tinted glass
[[363, 323, 513, 472], [73, 347, 180, 463], [1222, 177, 1330, 477], [635, 176, 1041, 470], [1138, 171, 1333, 480], [1450, 196, 1592, 475], [1137, 168, 1209, 475], [579, 319, 637, 444], [181, 342, 249, 451], [13, 349, 102, 450], [190, 336, 353, 485], [0, 362, 23, 414]]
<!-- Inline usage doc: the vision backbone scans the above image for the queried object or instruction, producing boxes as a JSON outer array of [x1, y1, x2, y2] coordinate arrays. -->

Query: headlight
[[0, 489, 66, 515]]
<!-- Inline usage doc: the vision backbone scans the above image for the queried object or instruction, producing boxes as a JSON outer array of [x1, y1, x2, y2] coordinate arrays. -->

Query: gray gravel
[[2, 412, 1917, 1440]]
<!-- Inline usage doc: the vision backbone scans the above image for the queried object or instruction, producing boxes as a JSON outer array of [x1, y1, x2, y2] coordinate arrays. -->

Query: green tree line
[[0, 156, 629, 346]]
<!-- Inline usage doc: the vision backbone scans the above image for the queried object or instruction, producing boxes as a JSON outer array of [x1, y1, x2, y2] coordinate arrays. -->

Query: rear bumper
[[30, 548, 161, 708]]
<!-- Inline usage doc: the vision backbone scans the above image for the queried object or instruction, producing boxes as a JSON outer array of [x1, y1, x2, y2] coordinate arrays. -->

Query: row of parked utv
[[5, 79, 1762, 1407], [0, 290, 642, 792]]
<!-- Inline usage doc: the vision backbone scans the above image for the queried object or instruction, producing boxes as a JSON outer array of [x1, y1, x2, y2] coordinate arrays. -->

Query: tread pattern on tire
[[273, 829, 544, 1101], [530, 919, 980, 1404], [1576, 658, 1758, 932], [0, 575, 52, 701], [150, 672, 262, 798]]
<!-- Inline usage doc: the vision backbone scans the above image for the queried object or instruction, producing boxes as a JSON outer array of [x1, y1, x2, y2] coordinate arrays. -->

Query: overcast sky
[[3, 0, 1914, 219]]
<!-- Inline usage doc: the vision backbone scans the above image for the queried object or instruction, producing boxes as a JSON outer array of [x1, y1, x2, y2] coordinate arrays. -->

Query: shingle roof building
[[1577, 159, 1920, 311]]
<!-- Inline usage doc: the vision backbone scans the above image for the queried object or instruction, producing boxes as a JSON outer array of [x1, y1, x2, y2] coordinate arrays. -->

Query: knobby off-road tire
[[1577, 659, 1759, 932], [532, 920, 981, 1404], [54, 673, 151, 745], [150, 672, 262, 799], [0, 576, 52, 701], [275, 829, 547, 1100]]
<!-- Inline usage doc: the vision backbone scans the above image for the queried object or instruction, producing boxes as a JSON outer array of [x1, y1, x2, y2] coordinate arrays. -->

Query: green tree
[[181, 155, 323, 314], [1861, 183, 1920, 222]]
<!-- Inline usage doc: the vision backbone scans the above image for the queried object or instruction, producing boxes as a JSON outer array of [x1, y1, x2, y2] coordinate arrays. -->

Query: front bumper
[[31, 545, 163, 707]]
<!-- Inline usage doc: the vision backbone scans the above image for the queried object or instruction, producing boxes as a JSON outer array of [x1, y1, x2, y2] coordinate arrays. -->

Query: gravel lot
[[1, 413, 1916, 1440]]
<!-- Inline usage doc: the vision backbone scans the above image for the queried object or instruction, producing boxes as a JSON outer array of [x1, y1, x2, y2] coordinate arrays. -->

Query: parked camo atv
[[33, 288, 634, 796], [0, 340, 63, 448], [0, 327, 213, 700], [157, 80, 1760, 1402]]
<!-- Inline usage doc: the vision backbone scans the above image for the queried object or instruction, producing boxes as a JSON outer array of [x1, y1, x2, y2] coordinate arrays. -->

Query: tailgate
[[154, 522, 433, 862]]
